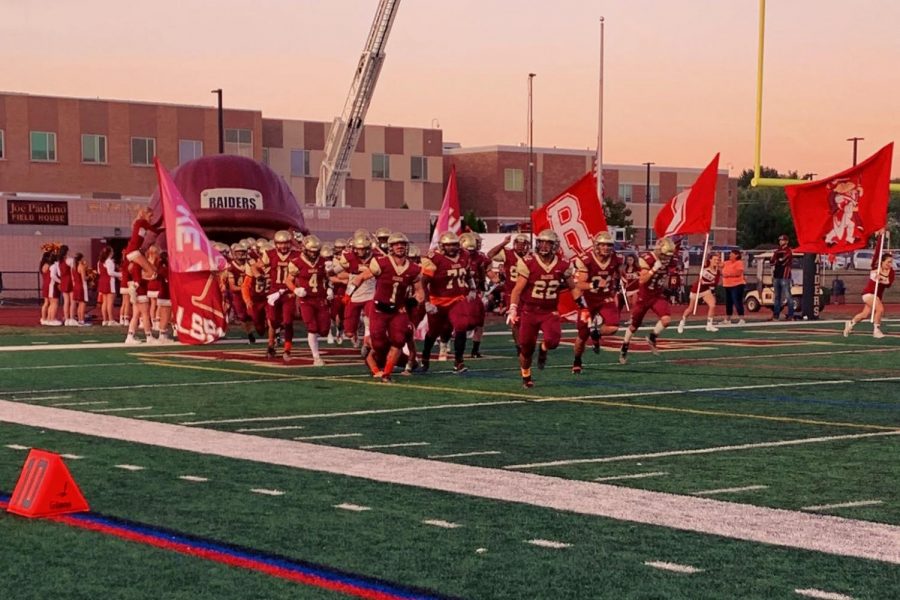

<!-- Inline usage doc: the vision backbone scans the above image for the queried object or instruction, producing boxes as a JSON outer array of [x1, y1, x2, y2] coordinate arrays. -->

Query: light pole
[[643, 162, 654, 248], [527, 73, 536, 240], [211, 89, 224, 154], [847, 137, 864, 166]]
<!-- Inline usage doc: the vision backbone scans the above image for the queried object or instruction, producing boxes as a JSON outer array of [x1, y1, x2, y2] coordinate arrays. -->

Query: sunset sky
[[5, 0, 899, 178]]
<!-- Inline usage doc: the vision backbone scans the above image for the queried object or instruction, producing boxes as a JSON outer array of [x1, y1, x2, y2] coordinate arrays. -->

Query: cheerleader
[[844, 252, 894, 339], [677, 253, 722, 333]]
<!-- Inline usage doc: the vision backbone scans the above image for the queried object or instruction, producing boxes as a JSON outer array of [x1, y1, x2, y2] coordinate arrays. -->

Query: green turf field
[[0, 320, 898, 599]]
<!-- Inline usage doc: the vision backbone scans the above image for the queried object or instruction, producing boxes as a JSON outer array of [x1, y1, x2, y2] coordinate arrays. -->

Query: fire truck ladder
[[316, 0, 401, 207]]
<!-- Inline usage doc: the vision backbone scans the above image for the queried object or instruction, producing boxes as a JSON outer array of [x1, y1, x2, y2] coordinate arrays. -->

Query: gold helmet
[[293, 231, 304, 242], [320, 243, 334, 260], [654, 237, 676, 263], [352, 233, 371, 250], [334, 238, 348, 252], [535, 229, 559, 256], [302, 235, 322, 252], [388, 232, 409, 257], [460, 232, 479, 251], [593, 231, 614, 255], [273, 230, 292, 244], [387, 232, 409, 245], [353, 228, 371, 241], [408, 244, 421, 259], [513, 233, 531, 255], [439, 231, 460, 256], [374, 227, 391, 241]]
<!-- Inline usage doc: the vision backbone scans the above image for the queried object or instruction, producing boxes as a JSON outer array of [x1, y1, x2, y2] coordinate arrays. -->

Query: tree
[[462, 209, 487, 233], [603, 197, 636, 242], [736, 167, 802, 249]]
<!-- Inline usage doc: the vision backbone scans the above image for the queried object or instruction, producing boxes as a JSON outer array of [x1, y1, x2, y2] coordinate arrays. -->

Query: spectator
[[71, 252, 90, 326], [47, 250, 63, 326], [770, 234, 794, 320], [39, 250, 54, 325], [58, 245, 75, 326], [722, 249, 746, 325]]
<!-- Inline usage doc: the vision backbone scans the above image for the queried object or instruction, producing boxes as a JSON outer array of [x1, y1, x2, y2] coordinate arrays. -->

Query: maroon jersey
[[691, 266, 721, 294], [292, 255, 328, 301], [576, 251, 621, 303], [466, 250, 491, 291], [622, 264, 640, 293], [863, 267, 895, 298], [369, 255, 422, 307], [637, 252, 670, 301], [516, 254, 574, 311], [125, 218, 156, 254], [228, 261, 248, 291], [261, 248, 298, 292], [339, 250, 370, 277], [499, 248, 527, 294], [422, 251, 469, 300]]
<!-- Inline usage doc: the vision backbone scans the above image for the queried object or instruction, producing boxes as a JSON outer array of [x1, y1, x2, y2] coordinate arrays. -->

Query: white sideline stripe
[[422, 519, 462, 529], [360, 442, 429, 450], [250, 488, 285, 496], [236, 425, 306, 432], [504, 430, 900, 469], [595, 471, 668, 482], [178, 475, 209, 483], [294, 433, 362, 441], [135, 412, 196, 419], [794, 588, 855, 600], [5, 444, 30, 450], [60, 454, 83, 460], [30, 342, 49, 345], [114, 464, 145, 471], [527, 539, 571, 549], [182, 400, 526, 426], [81, 340, 100, 343], [692, 485, 768, 496], [0, 376, 307, 397], [52, 401, 108, 407], [90, 406, 153, 413], [2, 401, 898, 565], [0, 342, 166, 351], [0, 362, 138, 371], [11, 395, 72, 402], [802, 500, 883, 512], [335, 503, 370, 512], [428, 451, 502, 459], [643, 561, 704, 574]]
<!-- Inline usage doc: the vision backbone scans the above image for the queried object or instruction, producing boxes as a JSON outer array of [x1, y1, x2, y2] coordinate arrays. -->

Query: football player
[[460, 232, 491, 358], [226, 242, 256, 343], [619, 237, 677, 365], [260, 230, 300, 361], [373, 227, 392, 256], [487, 232, 531, 352], [421, 232, 474, 373], [347, 232, 424, 383], [572, 231, 622, 373], [334, 232, 376, 351], [507, 230, 581, 388], [287, 235, 331, 366]]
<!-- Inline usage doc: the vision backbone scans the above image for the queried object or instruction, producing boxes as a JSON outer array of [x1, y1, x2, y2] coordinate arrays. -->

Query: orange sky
[[5, 0, 899, 178]]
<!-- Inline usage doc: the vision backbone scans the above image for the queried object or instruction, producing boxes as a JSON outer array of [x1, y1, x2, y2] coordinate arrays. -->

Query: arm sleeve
[[50, 263, 61, 283]]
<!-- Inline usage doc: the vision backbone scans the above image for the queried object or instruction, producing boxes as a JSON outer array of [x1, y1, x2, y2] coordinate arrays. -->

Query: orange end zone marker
[[7, 449, 89, 518]]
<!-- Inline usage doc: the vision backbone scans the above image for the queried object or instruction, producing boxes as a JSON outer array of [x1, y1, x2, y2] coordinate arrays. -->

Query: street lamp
[[847, 137, 864, 166], [643, 162, 654, 249], [211, 89, 224, 154]]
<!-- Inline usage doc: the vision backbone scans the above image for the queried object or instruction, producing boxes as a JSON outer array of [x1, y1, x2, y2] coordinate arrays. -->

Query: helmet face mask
[[593, 231, 614, 257], [654, 237, 676, 265], [439, 232, 460, 257], [274, 230, 292, 254], [513, 233, 530, 255], [303, 235, 322, 261], [535, 229, 559, 258], [387, 232, 409, 258], [375, 227, 391, 251]]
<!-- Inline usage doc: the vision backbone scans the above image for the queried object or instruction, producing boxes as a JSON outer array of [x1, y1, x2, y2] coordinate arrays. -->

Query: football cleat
[[572, 364, 583, 375], [282, 351, 291, 364], [266, 346, 276, 359], [677, 320, 685, 334], [537, 347, 548, 370], [843, 320, 853, 337], [453, 362, 468, 374], [522, 375, 534, 389], [470, 351, 483, 358], [873, 328, 885, 339], [646, 334, 660, 355], [312, 357, 325, 367], [619, 342, 629, 365]]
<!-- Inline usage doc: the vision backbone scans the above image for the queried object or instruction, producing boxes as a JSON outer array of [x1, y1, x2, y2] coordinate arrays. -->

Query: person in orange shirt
[[722, 249, 746, 325]]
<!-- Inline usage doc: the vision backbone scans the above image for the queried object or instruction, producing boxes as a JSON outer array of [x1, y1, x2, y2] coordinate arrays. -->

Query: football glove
[[425, 302, 438, 315], [506, 304, 519, 325], [326, 288, 334, 301], [294, 287, 307, 298], [266, 290, 284, 306]]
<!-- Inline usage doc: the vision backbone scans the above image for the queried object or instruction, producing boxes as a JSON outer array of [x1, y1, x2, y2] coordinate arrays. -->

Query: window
[[291, 149, 310, 177], [618, 183, 633, 202], [82, 134, 107, 164], [504, 168, 524, 192], [225, 128, 253, 157], [0, 129, 4, 159], [179, 139, 203, 164], [30, 131, 57, 162], [131, 137, 156, 166], [262, 147, 270, 165], [372, 153, 390, 179], [410, 156, 428, 181], [650, 185, 660, 202]]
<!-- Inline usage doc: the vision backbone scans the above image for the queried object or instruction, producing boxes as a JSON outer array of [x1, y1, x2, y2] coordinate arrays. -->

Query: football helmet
[[654, 237, 676, 264], [439, 231, 460, 257], [593, 231, 614, 256], [408, 244, 421, 260], [320, 243, 334, 260], [460, 232, 478, 252], [334, 238, 348, 252], [535, 229, 559, 257], [513, 233, 530, 255], [274, 230, 292, 254], [302, 235, 322, 260], [388, 232, 409, 257], [352, 233, 372, 259]]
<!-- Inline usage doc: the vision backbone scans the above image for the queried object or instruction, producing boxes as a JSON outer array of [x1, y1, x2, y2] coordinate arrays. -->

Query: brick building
[[444, 145, 737, 245]]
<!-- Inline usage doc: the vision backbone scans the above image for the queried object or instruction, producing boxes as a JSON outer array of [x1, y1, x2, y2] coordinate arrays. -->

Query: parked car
[[852, 250, 875, 270], [820, 253, 850, 270]]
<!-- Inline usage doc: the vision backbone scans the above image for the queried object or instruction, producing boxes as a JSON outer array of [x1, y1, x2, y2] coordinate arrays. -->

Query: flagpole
[[596, 17, 604, 206], [692, 233, 710, 316], [870, 231, 887, 323]]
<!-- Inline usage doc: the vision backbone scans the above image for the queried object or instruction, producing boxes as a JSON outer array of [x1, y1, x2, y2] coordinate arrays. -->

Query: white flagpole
[[596, 17, 604, 206], [870, 232, 888, 323], [692, 233, 710, 316]]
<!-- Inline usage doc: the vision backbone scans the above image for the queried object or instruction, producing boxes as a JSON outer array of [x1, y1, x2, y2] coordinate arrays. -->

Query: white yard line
[[236, 425, 306, 433], [643, 561, 704, 574], [60, 454, 83, 460], [335, 503, 371, 512], [422, 519, 462, 529], [595, 471, 668, 482], [428, 451, 502, 459], [359, 442, 429, 450], [526, 539, 571, 549], [1, 401, 898, 565], [114, 464, 145, 471], [250, 488, 285, 496], [4, 444, 30, 450], [802, 500, 883, 512], [90, 406, 153, 413], [178, 475, 209, 483], [11, 395, 72, 402], [294, 433, 363, 441], [794, 589, 855, 600], [181, 400, 526, 426], [504, 430, 900, 470], [692, 485, 768, 496], [135, 412, 196, 419], [52, 401, 108, 407], [0, 377, 307, 397]]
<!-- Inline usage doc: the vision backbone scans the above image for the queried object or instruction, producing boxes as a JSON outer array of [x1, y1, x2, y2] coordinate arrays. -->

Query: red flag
[[654, 153, 719, 238], [531, 171, 608, 257], [430, 165, 461, 249], [786, 143, 893, 254], [155, 158, 228, 344]]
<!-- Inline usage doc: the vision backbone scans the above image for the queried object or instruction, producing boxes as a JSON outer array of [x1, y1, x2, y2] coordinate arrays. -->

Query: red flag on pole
[[430, 165, 461, 249], [155, 158, 228, 344], [785, 143, 893, 254], [654, 153, 719, 238], [531, 171, 608, 257]]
